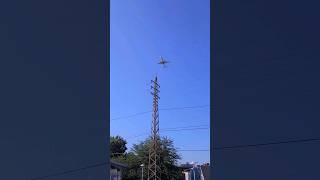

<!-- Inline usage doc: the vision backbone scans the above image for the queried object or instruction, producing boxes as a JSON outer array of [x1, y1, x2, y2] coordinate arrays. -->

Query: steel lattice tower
[[147, 76, 161, 180]]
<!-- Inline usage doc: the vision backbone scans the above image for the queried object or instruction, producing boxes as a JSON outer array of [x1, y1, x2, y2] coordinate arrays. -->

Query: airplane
[[158, 56, 169, 68]]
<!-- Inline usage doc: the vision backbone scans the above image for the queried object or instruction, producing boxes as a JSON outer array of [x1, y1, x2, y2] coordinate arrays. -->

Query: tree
[[110, 135, 127, 157], [132, 136, 183, 180], [110, 136, 183, 180]]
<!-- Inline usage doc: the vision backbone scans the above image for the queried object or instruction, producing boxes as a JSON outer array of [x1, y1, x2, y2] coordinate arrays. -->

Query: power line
[[159, 105, 210, 111], [178, 149, 210, 151], [162, 125, 209, 130], [31, 137, 320, 179], [162, 127, 209, 132], [125, 125, 209, 139], [171, 137, 320, 152], [214, 137, 320, 150], [33, 125, 209, 179], [111, 149, 210, 155], [126, 137, 320, 150], [111, 104, 210, 121], [30, 162, 107, 180], [111, 111, 151, 121], [33, 147, 209, 179], [167, 137, 320, 152], [126, 128, 209, 139]]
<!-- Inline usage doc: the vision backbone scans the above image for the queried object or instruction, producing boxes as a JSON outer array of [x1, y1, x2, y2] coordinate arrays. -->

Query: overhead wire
[[111, 104, 210, 121], [214, 137, 320, 150], [125, 125, 209, 139], [30, 162, 107, 180], [31, 137, 320, 179]]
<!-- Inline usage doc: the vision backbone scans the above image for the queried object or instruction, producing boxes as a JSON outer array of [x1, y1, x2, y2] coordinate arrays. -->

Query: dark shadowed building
[[110, 160, 128, 180]]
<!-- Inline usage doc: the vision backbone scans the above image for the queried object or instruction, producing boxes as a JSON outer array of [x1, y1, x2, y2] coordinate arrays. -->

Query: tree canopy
[[110, 136, 183, 180], [132, 137, 182, 180], [110, 135, 127, 157]]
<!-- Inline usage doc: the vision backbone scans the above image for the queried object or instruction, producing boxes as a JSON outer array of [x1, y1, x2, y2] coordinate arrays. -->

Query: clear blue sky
[[110, 0, 210, 164]]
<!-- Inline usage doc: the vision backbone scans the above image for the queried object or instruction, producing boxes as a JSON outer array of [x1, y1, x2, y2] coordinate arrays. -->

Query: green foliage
[[110, 135, 127, 157], [111, 152, 141, 180], [110, 136, 183, 180], [131, 136, 183, 180]]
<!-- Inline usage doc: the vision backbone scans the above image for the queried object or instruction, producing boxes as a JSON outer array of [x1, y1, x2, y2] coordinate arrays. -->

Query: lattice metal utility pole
[[147, 76, 161, 180]]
